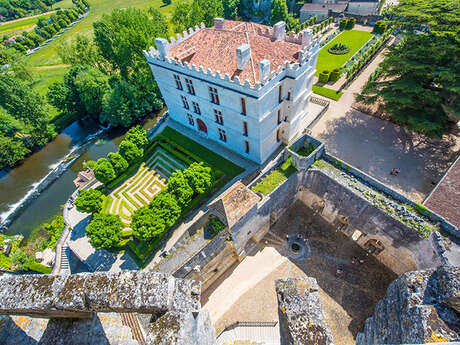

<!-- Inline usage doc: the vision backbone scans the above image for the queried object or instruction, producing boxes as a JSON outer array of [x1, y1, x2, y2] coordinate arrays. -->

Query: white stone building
[[145, 19, 320, 164]]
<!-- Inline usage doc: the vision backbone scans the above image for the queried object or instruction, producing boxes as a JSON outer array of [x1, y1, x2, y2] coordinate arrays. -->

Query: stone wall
[[229, 164, 444, 274], [356, 265, 460, 344], [299, 169, 442, 274], [276, 278, 334, 345]]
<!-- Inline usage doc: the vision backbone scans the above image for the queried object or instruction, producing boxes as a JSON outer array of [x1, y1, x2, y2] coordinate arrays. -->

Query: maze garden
[[103, 146, 188, 227], [98, 127, 244, 265]]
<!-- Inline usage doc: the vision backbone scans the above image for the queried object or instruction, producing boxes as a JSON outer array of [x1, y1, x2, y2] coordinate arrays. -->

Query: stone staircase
[[217, 321, 280, 345], [120, 313, 146, 345], [60, 244, 70, 274]]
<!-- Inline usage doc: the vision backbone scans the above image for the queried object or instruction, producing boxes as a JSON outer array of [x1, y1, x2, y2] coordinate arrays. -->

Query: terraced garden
[[104, 146, 188, 226]]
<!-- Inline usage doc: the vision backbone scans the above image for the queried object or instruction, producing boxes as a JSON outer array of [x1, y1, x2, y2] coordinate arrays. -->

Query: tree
[[270, 0, 288, 26], [74, 188, 104, 214], [58, 34, 109, 72], [93, 158, 116, 184], [0, 134, 30, 170], [125, 125, 149, 149], [86, 213, 122, 249], [119, 140, 143, 163], [222, 0, 239, 19], [171, 0, 205, 33], [356, 0, 460, 136], [74, 67, 111, 118], [197, 0, 224, 27], [131, 206, 166, 241], [108, 151, 129, 175], [346, 17, 356, 29], [149, 191, 181, 227], [11, 250, 34, 271], [183, 162, 213, 194], [0, 74, 49, 131], [167, 170, 194, 209]]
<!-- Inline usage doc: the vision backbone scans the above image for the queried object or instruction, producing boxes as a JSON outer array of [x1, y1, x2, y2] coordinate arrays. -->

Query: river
[[0, 114, 162, 238]]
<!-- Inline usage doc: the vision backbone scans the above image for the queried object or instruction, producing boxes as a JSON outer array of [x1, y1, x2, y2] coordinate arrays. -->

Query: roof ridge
[[245, 31, 257, 85]]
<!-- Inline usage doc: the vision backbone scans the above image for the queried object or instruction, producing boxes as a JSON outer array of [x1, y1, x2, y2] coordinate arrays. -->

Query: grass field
[[315, 30, 373, 75], [252, 156, 296, 195], [0, 13, 53, 34]]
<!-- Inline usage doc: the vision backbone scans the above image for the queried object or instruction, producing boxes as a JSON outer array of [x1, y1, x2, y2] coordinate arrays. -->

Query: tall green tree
[[149, 191, 182, 227], [167, 170, 194, 209], [125, 125, 149, 149], [74, 189, 104, 214], [357, 0, 459, 136], [119, 140, 143, 163], [86, 213, 123, 250], [108, 152, 129, 175], [74, 67, 111, 117], [93, 158, 116, 184], [0, 134, 30, 170], [198, 0, 224, 27], [171, 0, 205, 33], [131, 206, 166, 241], [270, 0, 289, 25], [222, 0, 239, 19], [183, 162, 214, 194]]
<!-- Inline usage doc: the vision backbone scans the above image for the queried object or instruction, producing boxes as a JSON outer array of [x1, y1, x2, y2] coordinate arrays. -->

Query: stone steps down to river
[[356, 265, 460, 344]]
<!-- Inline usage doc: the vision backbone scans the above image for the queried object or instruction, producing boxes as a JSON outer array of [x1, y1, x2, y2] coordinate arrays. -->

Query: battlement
[[144, 19, 320, 90]]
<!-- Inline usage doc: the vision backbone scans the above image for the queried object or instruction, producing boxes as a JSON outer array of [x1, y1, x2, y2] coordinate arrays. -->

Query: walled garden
[[75, 126, 243, 267]]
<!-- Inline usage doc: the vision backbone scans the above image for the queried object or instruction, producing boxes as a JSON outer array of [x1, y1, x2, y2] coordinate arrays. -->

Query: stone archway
[[197, 118, 207, 134]]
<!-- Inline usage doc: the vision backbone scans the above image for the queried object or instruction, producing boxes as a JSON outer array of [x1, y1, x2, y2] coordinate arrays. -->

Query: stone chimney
[[273, 21, 286, 41], [259, 59, 270, 83], [155, 38, 170, 59], [236, 44, 251, 70], [301, 28, 313, 49], [214, 18, 225, 30]]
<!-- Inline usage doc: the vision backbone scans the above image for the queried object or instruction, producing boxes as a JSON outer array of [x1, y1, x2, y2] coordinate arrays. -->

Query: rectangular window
[[278, 85, 282, 103], [209, 86, 220, 105], [218, 128, 227, 142], [214, 109, 224, 125], [277, 110, 281, 124], [243, 121, 248, 137], [276, 129, 280, 142], [186, 113, 194, 126], [174, 74, 183, 90], [185, 78, 195, 95], [181, 95, 189, 109], [287, 91, 291, 101], [241, 97, 246, 115], [192, 101, 201, 114], [245, 140, 250, 153]]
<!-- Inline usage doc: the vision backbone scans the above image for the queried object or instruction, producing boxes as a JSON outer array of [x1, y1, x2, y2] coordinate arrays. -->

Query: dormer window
[[209, 87, 219, 105]]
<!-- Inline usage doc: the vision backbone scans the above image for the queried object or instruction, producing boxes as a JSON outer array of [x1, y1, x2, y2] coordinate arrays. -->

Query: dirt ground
[[203, 201, 398, 344]]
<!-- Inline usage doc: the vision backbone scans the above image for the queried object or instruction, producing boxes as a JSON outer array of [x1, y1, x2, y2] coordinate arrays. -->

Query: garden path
[[310, 46, 459, 202]]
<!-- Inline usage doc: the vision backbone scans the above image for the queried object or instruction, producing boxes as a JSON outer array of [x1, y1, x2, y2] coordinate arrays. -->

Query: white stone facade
[[145, 21, 320, 164]]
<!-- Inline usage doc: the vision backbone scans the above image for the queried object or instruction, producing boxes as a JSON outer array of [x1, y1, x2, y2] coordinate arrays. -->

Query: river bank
[[0, 112, 164, 238]]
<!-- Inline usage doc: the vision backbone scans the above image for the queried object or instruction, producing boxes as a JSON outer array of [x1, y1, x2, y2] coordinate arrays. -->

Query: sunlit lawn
[[315, 30, 373, 75]]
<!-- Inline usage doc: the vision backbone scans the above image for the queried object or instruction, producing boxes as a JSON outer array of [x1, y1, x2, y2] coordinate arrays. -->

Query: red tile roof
[[169, 20, 301, 85], [423, 156, 460, 228]]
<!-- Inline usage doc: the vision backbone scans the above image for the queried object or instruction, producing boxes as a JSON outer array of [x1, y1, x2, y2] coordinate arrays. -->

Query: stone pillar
[[236, 44, 251, 70], [273, 21, 286, 41], [155, 38, 170, 59], [259, 59, 270, 82], [301, 28, 313, 49], [214, 18, 225, 30]]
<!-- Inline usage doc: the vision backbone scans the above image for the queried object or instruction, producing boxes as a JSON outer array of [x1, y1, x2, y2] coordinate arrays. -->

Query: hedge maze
[[104, 146, 188, 226]]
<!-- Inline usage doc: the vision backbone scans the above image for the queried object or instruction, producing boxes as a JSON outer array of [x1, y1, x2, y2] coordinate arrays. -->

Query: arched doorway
[[197, 118, 207, 134]]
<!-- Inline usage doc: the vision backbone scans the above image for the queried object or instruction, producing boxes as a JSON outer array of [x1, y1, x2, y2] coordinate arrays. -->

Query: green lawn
[[0, 13, 53, 34], [156, 127, 245, 181], [312, 84, 343, 101], [315, 30, 373, 75], [252, 156, 297, 195]]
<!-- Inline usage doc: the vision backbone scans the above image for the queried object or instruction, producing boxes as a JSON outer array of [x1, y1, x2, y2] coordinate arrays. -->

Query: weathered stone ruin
[[0, 271, 216, 345], [0, 266, 459, 344], [356, 265, 460, 344], [276, 278, 334, 345]]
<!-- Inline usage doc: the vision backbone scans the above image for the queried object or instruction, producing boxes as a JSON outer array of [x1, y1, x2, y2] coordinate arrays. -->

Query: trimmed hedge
[[329, 68, 341, 82], [28, 261, 52, 274], [318, 70, 330, 84]]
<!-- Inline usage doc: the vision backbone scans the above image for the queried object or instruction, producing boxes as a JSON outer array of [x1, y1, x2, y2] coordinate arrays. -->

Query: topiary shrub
[[329, 68, 341, 82], [328, 43, 350, 55], [318, 70, 330, 84], [339, 19, 348, 30]]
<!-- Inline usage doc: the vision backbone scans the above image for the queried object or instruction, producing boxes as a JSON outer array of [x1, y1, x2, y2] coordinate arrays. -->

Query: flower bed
[[328, 43, 350, 55]]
